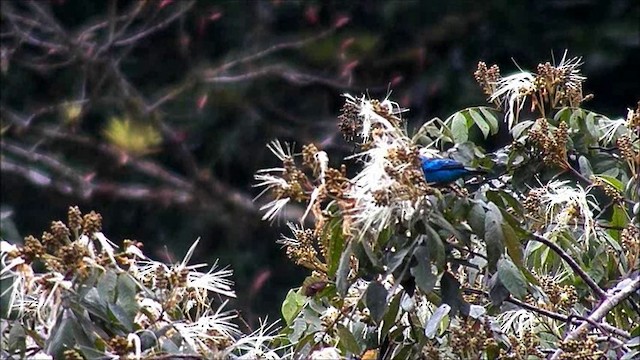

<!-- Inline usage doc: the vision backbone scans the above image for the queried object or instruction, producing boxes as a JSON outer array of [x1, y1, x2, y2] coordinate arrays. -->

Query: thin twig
[[531, 234, 606, 300], [113, 1, 195, 47], [462, 288, 630, 339], [1, 140, 91, 192], [208, 22, 345, 76]]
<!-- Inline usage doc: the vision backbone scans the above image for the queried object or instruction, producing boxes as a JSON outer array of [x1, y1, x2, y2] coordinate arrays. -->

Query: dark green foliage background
[[1, 0, 638, 324]]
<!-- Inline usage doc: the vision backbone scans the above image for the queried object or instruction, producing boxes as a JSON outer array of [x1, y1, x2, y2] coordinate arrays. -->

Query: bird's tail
[[465, 168, 488, 175]]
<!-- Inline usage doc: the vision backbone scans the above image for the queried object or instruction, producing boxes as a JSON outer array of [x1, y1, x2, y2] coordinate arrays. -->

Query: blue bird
[[420, 157, 486, 184]]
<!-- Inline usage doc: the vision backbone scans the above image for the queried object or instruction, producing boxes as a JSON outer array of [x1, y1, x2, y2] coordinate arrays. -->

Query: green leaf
[[96, 269, 117, 302], [381, 293, 401, 338], [502, 222, 523, 268], [365, 281, 388, 324], [336, 323, 362, 355], [585, 111, 598, 139], [488, 274, 509, 306], [469, 108, 491, 138], [411, 246, 439, 294], [422, 227, 446, 271], [326, 218, 345, 277], [336, 240, 354, 297], [502, 191, 524, 215], [451, 112, 469, 143], [424, 303, 450, 338], [596, 174, 625, 193], [116, 274, 138, 317], [281, 289, 306, 326], [8, 323, 26, 356], [385, 245, 411, 274], [0, 274, 17, 320], [467, 203, 486, 235], [45, 310, 79, 359], [289, 318, 307, 343], [608, 205, 629, 241], [479, 107, 500, 135], [484, 204, 505, 272], [392, 344, 412, 360], [77, 345, 110, 360], [362, 237, 383, 270], [81, 288, 110, 322], [108, 303, 134, 333], [430, 214, 464, 244], [440, 272, 466, 316], [578, 156, 593, 178], [554, 107, 573, 123], [485, 190, 505, 208], [511, 120, 535, 140], [497, 256, 528, 299], [468, 304, 486, 319]]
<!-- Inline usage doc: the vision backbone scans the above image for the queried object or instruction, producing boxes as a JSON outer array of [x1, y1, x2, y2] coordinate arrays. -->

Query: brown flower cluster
[[523, 187, 544, 216], [497, 331, 545, 360], [474, 61, 501, 97], [475, 55, 587, 120], [372, 146, 433, 206], [62, 349, 84, 360], [558, 331, 603, 360], [7, 206, 142, 278], [265, 143, 351, 211], [338, 100, 362, 142], [450, 318, 497, 359], [621, 224, 639, 269], [534, 60, 585, 108], [280, 225, 327, 273], [538, 275, 578, 312], [591, 178, 624, 203], [338, 98, 402, 147], [528, 119, 570, 169], [107, 335, 134, 356], [627, 101, 640, 130]]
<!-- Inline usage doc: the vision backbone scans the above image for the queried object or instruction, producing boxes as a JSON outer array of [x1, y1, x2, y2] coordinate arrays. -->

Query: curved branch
[[531, 234, 606, 300]]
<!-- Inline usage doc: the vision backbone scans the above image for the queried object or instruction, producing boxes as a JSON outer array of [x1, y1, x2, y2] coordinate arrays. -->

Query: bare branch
[[1, 157, 194, 206], [3, 11, 67, 51], [205, 65, 361, 91], [32, 127, 193, 190], [1, 158, 76, 195], [75, 1, 146, 46], [209, 24, 343, 76], [1, 140, 89, 191], [1, 101, 89, 128], [25, 1, 68, 38], [113, 1, 196, 47]]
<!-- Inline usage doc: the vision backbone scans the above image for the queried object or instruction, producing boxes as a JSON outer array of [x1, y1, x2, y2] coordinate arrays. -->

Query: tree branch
[[113, 1, 196, 47], [550, 275, 640, 359], [208, 22, 345, 76], [462, 288, 630, 339], [531, 234, 607, 300]]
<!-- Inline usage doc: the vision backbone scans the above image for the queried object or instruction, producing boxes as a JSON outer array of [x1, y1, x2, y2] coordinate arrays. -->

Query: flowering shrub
[[256, 53, 639, 359], [0, 207, 283, 359], [1, 53, 639, 360]]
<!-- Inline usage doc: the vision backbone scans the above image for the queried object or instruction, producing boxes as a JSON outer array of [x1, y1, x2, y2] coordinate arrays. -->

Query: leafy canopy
[[255, 53, 640, 359]]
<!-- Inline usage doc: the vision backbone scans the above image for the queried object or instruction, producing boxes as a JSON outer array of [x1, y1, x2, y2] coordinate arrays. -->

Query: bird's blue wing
[[420, 158, 465, 171], [420, 157, 470, 184]]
